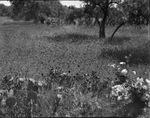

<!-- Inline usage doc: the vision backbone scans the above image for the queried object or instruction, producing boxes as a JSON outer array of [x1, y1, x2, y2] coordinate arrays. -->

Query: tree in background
[[65, 6, 84, 25], [81, 0, 149, 39], [82, 0, 125, 38], [122, 0, 150, 25], [0, 4, 12, 17], [9, 0, 66, 22]]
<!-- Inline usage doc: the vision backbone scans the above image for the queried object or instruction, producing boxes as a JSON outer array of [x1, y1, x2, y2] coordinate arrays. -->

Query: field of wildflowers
[[0, 19, 149, 117]]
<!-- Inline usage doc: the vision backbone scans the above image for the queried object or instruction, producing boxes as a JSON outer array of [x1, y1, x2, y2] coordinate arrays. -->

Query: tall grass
[[0, 20, 149, 117]]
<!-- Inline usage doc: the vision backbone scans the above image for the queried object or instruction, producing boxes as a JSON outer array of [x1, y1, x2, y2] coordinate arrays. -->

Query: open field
[[0, 22, 149, 77], [0, 17, 150, 117]]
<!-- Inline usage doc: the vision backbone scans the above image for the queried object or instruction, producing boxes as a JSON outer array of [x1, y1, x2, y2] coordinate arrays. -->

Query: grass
[[0, 17, 150, 117]]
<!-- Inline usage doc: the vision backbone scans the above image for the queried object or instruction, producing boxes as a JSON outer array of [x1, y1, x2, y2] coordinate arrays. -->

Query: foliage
[[0, 22, 149, 117], [0, 4, 12, 17], [122, 0, 150, 25], [65, 6, 84, 25], [109, 60, 150, 117], [0, 68, 112, 117], [9, 0, 66, 21]]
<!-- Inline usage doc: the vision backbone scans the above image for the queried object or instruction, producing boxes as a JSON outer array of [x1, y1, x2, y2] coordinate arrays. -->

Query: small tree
[[82, 0, 126, 38], [82, 0, 146, 39]]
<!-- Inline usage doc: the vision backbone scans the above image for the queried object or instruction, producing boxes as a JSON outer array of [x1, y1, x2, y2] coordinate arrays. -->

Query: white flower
[[119, 62, 126, 65], [61, 72, 68, 76], [125, 56, 128, 59], [108, 64, 116, 68], [117, 96, 122, 101], [135, 82, 143, 88], [9, 77, 14, 81], [38, 81, 43, 86], [132, 71, 136, 75], [19, 77, 26, 82], [124, 95, 130, 100], [145, 94, 150, 100], [143, 85, 148, 90], [8, 89, 14, 97], [57, 94, 62, 99], [1, 98, 6, 106], [28, 78, 36, 83], [65, 114, 71, 117], [145, 79, 150, 85], [121, 69, 128, 75], [57, 86, 63, 90], [137, 77, 144, 83], [111, 85, 124, 96]]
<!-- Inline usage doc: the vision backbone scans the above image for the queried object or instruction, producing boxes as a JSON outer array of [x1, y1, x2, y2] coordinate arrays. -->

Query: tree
[[9, 0, 66, 22], [65, 6, 84, 25], [82, 0, 126, 38], [122, 0, 150, 25], [0, 4, 12, 17], [81, 0, 149, 39]]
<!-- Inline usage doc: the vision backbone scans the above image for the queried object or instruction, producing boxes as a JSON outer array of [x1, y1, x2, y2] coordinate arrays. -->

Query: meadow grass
[[0, 19, 150, 117]]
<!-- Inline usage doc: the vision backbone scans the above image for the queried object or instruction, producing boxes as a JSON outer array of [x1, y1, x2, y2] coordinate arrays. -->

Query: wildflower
[[65, 114, 71, 117], [111, 85, 124, 96], [132, 83, 136, 87], [142, 85, 148, 90], [124, 94, 130, 100], [135, 82, 142, 89], [117, 67, 121, 71], [1, 98, 6, 106], [144, 94, 150, 100], [119, 62, 126, 65], [38, 81, 43, 86], [108, 64, 116, 68], [111, 89, 118, 96], [61, 72, 68, 76], [121, 69, 128, 75], [137, 77, 144, 83], [132, 71, 136, 75], [57, 94, 62, 100], [145, 79, 150, 85], [19, 77, 26, 82], [8, 89, 14, 97], [125, 56, 128, 59], [9, 76, 14, 81], [28, 78, 36, 83], [117, 96, 122, 101]]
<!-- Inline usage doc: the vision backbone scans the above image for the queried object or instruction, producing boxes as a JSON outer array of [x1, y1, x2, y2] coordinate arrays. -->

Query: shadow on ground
[[105, 36, 131, 45], [46, 33, 98, 44], [99, 41, 150, 66]]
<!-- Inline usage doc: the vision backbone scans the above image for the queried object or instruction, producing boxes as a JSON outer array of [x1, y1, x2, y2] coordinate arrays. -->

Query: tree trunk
[[110, 22, 125, 40], [99, 23, 105, 38], [98, 0, 109, 38]]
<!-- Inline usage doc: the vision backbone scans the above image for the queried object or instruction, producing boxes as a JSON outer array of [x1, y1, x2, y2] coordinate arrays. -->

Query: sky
[[0, 0, 84, 8]]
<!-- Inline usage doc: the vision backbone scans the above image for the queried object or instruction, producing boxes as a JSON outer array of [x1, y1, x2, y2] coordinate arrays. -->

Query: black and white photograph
[[0, 0, 149, 117]]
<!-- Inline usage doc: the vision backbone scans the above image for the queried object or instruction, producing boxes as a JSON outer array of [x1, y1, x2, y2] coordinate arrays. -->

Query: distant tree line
[[0, 4, 11, 17], [1, 0, 149, 39]]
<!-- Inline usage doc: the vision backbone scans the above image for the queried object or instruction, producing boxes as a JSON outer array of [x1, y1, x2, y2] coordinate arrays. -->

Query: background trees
[[122, 0, 150, 25], [81, 0, 149, 39], [7, 0, 149, 38], [9, 0, 66, 22], [82, 0, 126, 38], [0, 4, 11, 17]]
